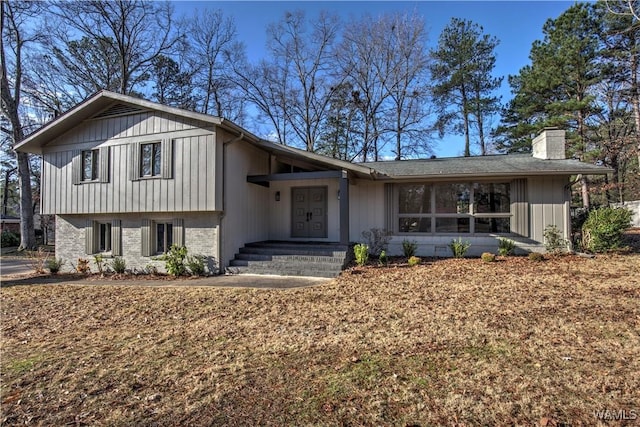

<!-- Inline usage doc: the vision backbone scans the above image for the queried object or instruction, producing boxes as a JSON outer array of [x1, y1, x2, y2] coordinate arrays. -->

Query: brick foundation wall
[[56, 212, 220, 274]]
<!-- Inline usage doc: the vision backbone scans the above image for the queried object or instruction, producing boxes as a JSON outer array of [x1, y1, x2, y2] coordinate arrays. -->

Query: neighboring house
[[16, 91, 610, 276], [0, 215, 21, 235]]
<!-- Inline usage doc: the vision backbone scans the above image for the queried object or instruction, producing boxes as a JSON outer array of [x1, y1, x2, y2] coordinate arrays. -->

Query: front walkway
[[0, 270, 331, 289]]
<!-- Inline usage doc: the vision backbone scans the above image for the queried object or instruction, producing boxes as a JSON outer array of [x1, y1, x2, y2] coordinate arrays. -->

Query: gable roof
[[361, 154, 611, 179], [15, 90, 262, 154], [16, 91, 610, 179]]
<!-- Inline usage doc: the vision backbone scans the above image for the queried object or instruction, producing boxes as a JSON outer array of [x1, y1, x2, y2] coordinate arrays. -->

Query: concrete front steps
[[226, 241, 350, 278]]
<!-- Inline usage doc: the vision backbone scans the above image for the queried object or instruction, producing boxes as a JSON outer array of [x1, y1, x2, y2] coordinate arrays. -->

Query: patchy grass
[[1, 254, 639, 426]]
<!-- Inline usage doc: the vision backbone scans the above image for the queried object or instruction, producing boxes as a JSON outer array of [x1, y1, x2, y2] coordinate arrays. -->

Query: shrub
[[93, 254, 106, 275], [186, 254, 206, 276], [378, 250, 388, 266], [582, 206, 632, 253], [402, 239, 418, 258], [76, 258, 91, 274], [353, 243, 369, 267], [449, 237, 471, 258], [543, 225, 569, 254], [46, 258, 65, 274], [1, 231, 20, 247], [26, 247, 50, 274], [111, 257, 127, 274], [361, 228, 391, 256], [528, 252, 545, 262], [157, 245, 188, 276], [497, 238, 516, 256], [481, 252, 496, 263], [407, 256, 421, 267]]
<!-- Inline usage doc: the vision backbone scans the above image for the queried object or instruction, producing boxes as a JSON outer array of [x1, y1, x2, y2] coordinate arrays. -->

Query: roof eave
[[14, 90, 261, 154], [377, 168, 613, 180]]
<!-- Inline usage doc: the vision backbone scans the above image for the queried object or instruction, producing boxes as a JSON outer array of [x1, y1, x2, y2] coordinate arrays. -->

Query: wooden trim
[[85, 220, 96, 254], [161, 138, 173, 179], [247, 170, 343, 184], [111, 219, 122, 256], [172, 218, 184, 247], [99, 146, 110, 183], [510, 178, 529, 237], [129, 142, 141, 181], [72, 150, 82, 185], [141, 219, 152, 256]]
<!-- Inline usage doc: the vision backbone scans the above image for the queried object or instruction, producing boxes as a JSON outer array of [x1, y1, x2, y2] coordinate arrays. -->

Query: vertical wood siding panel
[[190, 138, 199, 210], [182, 138, 191, 211], [199, 137, 207, 210], [111, 219, 122, 256], [207, 134, 215, 210]]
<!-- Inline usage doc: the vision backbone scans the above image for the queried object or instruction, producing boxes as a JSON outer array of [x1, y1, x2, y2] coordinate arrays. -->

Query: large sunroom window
[[397, 182, 511, 234]]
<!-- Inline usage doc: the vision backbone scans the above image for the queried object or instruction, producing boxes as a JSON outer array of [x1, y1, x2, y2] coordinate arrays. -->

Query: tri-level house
[[16, 91, 610, 276]]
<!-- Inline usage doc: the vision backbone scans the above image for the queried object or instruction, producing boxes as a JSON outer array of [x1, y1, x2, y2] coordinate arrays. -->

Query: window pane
[[141, 144, 152, 176], [475, 183, 510, 213], [166, 223, 173, 248], [475, 217, 510, 233], [435, 217, 470, 233], [152, 143, 162, 176], [99, 223, 111, 251], [92, 150, 99, 180], [157, 223, 165, 253], [435, 183, 470, 214], [399, 185, 431, 214], [82, 151, 92, 181], [399, 217, 431, 233]]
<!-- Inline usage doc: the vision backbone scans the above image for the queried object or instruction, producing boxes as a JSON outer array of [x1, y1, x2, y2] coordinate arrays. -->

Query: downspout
[[218, 132, 244, 274]]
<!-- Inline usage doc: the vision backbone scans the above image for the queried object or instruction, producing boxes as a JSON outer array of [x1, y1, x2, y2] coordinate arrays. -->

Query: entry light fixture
[[275, 191, 280, 201]]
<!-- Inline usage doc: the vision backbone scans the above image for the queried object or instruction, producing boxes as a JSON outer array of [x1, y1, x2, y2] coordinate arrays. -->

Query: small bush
[[353, 243, 369, 267], [94, 254, 106, 275], [543, 225, 568, 254], [497, 238, 516, 256], [582, 206, 632, 253], [528, 252, 545, 262], [46, 257, 65, 274], [362, 228, 391, 256], [481, 252, 496, 263], [111, 257, 127, 274], [186, 254, 206, 276], [402, 239, 418, 258], [76, 258, 91, 274], [1, 231, 20, 247], [378, 250, 388, 266], [407, 256, 421, 267], [157, 245, 188, 276], [26, 247, 50, 274], [449, 237, 471, 258]]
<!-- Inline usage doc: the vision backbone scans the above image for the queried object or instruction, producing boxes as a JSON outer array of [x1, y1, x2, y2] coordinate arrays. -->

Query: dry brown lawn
[[1, 253, 639, 426]]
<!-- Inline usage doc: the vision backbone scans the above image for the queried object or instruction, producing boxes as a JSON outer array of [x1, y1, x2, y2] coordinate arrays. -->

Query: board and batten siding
[[528, 175, 571, 243], [40, 112, 219, 214]]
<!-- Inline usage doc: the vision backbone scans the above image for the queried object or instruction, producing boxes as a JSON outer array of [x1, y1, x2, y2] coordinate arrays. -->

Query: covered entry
[[291, 186, 327, 238]]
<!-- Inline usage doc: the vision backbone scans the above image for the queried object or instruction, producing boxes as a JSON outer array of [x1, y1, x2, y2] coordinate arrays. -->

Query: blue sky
[[172, 1, 575, 157]]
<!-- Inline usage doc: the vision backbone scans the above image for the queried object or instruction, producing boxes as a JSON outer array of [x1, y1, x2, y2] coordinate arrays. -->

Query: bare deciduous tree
[[0, 0, 41, 250]]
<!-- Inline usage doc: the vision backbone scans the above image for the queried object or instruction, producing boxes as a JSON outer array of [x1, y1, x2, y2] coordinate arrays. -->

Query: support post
[[339, 170, 349, 245]]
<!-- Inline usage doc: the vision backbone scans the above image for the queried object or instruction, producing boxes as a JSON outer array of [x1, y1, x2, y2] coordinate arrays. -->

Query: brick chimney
[[532, 128, 566, 160]]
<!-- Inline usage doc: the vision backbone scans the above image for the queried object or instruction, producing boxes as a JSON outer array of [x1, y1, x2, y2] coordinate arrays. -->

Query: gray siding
[[528, 175, 570, 243], [41, 112, 218, 214], [220, 139, 270, 268]]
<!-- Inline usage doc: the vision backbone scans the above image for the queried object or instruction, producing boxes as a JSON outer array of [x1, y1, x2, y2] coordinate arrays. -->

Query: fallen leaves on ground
[[1, 253, 639, 426]]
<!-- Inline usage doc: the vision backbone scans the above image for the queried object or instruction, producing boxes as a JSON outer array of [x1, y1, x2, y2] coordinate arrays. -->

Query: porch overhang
[[247, 170, 345, 187], [247, 170, 351, 245]]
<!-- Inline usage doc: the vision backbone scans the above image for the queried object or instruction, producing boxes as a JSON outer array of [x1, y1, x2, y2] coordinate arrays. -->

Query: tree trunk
[[580, 175, 590, 209]]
